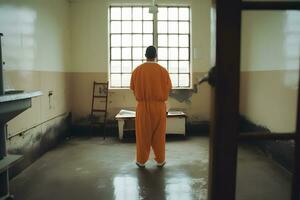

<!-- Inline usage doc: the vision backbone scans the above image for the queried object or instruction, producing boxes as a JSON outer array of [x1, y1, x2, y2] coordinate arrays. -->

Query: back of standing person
[[130, 46, 172, 168]]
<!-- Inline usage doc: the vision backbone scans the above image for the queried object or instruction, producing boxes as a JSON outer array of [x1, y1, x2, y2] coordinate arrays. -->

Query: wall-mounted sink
[[0, 91, 42, 199], [4, 89, 24, 95], [0, 91, 42, 159], [0, 91, 42, 123]]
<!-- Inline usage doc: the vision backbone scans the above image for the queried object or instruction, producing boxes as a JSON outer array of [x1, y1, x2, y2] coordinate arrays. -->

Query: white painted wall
[[70, 0, 211, 73], [0, 0, 71, 72], [241, 11, 300, 71], [1, 1, 299, 74], [70, 0, 300, 73]]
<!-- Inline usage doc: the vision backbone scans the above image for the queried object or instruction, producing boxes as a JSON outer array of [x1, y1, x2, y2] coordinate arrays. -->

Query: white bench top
[[115, 109, 186, 119]]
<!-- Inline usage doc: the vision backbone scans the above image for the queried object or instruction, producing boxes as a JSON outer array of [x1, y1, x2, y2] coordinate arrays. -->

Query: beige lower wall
[[4, 69, 297, 137], [70, 72, 212, 123], [4, 70, 72, 138], [240, 70, 299, 133], [71, 70, 298, 133]]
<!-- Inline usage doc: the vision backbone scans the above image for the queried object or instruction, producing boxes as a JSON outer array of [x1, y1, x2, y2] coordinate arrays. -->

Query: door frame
[[208, 1, 300, 200]]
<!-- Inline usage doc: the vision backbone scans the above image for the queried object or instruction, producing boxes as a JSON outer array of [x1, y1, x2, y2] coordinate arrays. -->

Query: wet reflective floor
[[10, 136, 291, 200]]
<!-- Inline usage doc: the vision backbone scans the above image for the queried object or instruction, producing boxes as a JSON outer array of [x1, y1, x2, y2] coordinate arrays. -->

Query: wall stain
[[240, 115, 294, 172], [7, 114, 71, 178], [169, 84, 198, 104]]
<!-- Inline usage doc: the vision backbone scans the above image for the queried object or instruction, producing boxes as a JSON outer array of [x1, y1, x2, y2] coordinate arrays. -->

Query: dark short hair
[[145, 46, 157, 59]]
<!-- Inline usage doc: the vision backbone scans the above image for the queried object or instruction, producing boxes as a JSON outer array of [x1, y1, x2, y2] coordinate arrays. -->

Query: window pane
[[158, 7, 167, 20], [170, 74, 179, 87], [111, 34, 121, 47], [179, 35, 189, 47], [122, 61, 132, 73], [179, 48, 189, 60], [143, 7, 153, 20], [122, 34, 131, 46], [132, 35, 142, 46], [168, 22, 178, 33], [179, 22, 189, 34], [179, 61, 189, 73], [122, 74, 131, 87], [122, 7, 132, 20], [111, 74, 121, 87], [111, 7, 121, 20], [133, 61, 143, 70], [133, 21, 142, 33], [143, 34, 153, 47], [158, 21, 168, 33], [168, 8, 178, 20], [143, 21, 153, 33], [158, 61, 168, 69], [158, 48, 168, 60], [122, 21, 132, 33], [179, 8, 189, 21], [111, 61, 121, 73], [133, 7, 142, 20], [179, 74, 189, 87], [111, 48, 121, 59], [169, 61, 178, 73], [158, 35, 168, 47], [133, 48, 143, 59], [122, 48, 131, 59], [169, 35, 178, 47], [111, 21, 121, 33], [169, 48, 178, 60]]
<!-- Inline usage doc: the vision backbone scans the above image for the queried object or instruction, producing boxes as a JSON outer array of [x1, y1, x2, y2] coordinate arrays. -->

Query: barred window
[[109, 6, 191, 88]]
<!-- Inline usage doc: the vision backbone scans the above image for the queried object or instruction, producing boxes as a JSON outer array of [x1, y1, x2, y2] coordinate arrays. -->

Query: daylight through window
[[109, 6, 191, 88]]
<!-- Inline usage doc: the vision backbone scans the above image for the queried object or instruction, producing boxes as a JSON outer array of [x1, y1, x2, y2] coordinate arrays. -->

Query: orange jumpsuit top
[[130, 62, 172, 102]]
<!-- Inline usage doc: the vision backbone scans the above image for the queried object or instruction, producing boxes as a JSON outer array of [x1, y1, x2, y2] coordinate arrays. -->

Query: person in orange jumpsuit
[[130, 46, 172, 168]]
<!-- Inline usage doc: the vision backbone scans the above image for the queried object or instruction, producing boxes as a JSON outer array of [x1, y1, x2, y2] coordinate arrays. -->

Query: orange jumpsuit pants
[[135, 101, 166, 164], [130, 62, 171, 165]]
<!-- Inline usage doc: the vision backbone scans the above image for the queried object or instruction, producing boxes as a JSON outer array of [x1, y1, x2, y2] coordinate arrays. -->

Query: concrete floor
[[10, 136, 291, 200]]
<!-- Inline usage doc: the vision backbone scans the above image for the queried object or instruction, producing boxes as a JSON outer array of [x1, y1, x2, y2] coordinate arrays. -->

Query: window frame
[[108, 5, 192, 89], [157, 6, 192, 89]]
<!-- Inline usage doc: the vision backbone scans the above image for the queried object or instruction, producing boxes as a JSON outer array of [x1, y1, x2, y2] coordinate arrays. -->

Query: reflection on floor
[[10, 136, 291, 200]]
